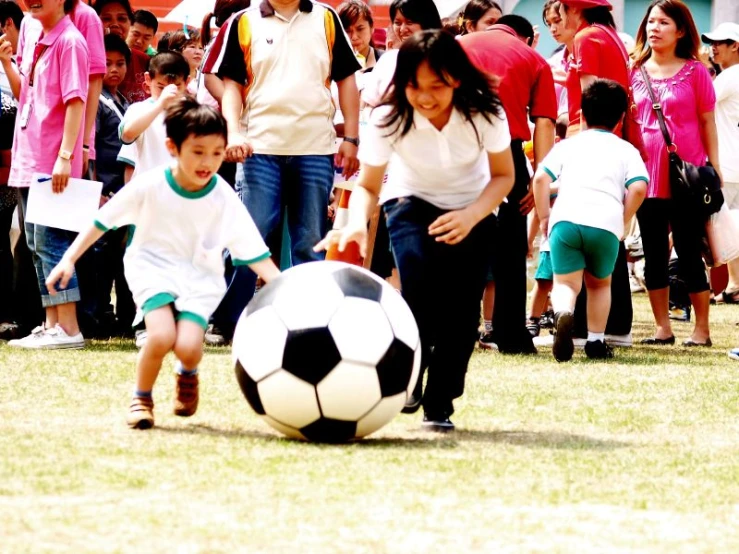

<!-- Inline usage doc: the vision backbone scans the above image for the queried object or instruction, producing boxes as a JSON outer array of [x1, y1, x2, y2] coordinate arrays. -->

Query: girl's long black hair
[[380, 30, 504, 140]]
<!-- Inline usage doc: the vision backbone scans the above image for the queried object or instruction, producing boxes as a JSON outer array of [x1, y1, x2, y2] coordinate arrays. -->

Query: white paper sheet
[[26, 173, 103, 233]]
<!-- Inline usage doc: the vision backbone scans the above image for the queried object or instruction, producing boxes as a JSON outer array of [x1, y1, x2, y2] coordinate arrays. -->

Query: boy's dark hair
[[105, 33, 131, 65], [165, 96, 228, 149], [382, 30, 503, 139], [148, 51, 190, 81], [93, 0, 134, 20], [497, 14, 534, 43], [132, 9, 158, 33], [0, 0, 24, 29], [581, 79, 627, 131], [157, 31, 173, 53], [389, 0, 442, 31], [64, 0, 77, 13]]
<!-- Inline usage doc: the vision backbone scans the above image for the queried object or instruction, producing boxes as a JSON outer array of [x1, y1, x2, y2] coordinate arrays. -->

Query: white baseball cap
[[701, 22, 739, 44]]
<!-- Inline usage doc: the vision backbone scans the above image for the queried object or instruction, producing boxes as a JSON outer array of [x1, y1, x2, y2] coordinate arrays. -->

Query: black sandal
[[682, 338, 712, 347], [640, 336, 676, 345], [715, 289, 739, 304]]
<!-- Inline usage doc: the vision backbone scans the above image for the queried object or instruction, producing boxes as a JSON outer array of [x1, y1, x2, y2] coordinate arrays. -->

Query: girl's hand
[[46, 259, 75, 295], [428, 208, 477, 244], [52, 157, 72, 193], [314, 223, 368, 257]]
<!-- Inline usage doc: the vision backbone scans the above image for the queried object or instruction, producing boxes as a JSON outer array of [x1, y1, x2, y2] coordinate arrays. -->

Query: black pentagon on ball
[[376, 338, 416, 397], [282, 327, 342, 385], [300, 418, 358, 443], [234, 360, 266, 415], [332, 266, 383, 302]]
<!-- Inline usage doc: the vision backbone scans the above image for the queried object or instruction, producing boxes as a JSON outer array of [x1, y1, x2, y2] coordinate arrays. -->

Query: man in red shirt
[[460, 14, 557, 354]]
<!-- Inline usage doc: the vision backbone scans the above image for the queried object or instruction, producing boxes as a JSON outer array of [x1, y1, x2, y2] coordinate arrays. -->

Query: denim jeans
[[212, 154, 334, 329], [18, 188, 80, 307], [384, 196, 494, 417]]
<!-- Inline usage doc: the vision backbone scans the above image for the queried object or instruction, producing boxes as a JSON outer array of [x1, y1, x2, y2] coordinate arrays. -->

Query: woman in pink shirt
[[631, 0, 719, 347], [7, 0, 89, 350]]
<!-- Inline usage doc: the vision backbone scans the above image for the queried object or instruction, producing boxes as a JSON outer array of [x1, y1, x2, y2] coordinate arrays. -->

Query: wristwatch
[[58, 149, 73, 161], [343, 136, 359, 147]]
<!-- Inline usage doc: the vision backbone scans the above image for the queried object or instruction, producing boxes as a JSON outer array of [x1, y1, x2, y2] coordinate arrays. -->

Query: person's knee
[[145, 327, 177, 356], [174, 339, 203, 368]]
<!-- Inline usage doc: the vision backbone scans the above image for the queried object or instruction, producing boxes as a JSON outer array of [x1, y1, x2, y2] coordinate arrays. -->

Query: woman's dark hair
[[581, 79, 627, 129], [497, 14, 534, 42], [389, 0, 442, 31], [0, 0, 25, 29], [560, 3, 615, 28], [167, 29, 202, 54], [201, 0, 251, 45], [381, 30, 503, 139], [64, 0, 77, 13], [541, 0, 561, 23], [93, 0, 134, 20], [157, 31, 173, 53], [459, 0, 502, 35], [633, 0, 700, 66], [104, 33, 131, 65], [338, 0, 374, 30], [165, 96, 228, 149]]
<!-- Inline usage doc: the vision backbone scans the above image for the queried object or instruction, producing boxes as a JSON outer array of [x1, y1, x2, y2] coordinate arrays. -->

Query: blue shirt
[[95, 88, 129, 196]]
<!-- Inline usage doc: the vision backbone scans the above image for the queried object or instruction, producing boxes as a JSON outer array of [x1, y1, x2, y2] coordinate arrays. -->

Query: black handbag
[[639, 66, 723, 218]]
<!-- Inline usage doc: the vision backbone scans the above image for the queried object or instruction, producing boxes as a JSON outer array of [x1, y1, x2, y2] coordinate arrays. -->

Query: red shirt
[[460, 25, 557, 142], [119, 48, 150, 104], [566, 24, 629, 131]]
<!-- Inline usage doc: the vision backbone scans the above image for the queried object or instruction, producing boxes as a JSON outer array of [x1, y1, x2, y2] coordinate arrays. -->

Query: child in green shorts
[[532, 79, 648, 362]]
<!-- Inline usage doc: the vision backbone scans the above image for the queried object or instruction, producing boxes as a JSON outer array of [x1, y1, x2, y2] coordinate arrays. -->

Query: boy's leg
[[172, 318, 206, 417], [128, 306, 177, 429]]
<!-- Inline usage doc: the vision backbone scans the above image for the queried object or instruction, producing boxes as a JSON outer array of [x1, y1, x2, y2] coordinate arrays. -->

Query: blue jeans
[[384, 196, 494, 417], [18, 188, 80, 307], [213, 154, 334, 329]]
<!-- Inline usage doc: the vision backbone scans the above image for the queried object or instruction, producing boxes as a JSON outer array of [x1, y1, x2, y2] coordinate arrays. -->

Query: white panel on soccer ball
[[328, 297, 394, 365], [379, 288, 419, 349], [261, 415, 306, 440], [316, 361, 382, 420], [355, 392, 406, 438], [408, 343, 422, 396], [258, 370, 321, 429], [272, 267, 345, 330], [231, 306, 288, 381]]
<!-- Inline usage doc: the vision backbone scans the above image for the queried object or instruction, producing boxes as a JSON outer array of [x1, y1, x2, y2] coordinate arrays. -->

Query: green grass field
[[2, 296, 739, 553]]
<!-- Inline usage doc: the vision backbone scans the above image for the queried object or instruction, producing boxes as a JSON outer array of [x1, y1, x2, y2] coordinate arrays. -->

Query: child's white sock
[[483, 319, 493, 332], [587, 332, 605, 342]]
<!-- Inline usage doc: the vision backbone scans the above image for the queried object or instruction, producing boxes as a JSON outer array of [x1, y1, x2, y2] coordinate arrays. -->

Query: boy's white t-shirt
[[94, 166, 269, 318], [359, 106, 511, 210], [714, 64, 739, 183], [542, 129, 648, 239], [117, 99, 173, 177]]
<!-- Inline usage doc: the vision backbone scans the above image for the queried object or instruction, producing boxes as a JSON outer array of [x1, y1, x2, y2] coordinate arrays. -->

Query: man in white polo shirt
[[206, 0, 360, 344], [702, 23, 739, 305]]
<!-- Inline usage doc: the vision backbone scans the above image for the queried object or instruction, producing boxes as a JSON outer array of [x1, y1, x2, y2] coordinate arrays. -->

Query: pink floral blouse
[[630, 59, 716, 199]]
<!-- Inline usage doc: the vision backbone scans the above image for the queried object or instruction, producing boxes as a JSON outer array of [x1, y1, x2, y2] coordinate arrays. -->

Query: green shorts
[[549, 222, 619, 279], [141, 293, 209, 330], [535, 251, 553, 281]]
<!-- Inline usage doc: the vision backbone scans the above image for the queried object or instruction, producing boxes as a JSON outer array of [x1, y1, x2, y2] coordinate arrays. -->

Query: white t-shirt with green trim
[[94, 166, 269, 320], [116, 99, 173, 178], [542, 129, 648, 239]]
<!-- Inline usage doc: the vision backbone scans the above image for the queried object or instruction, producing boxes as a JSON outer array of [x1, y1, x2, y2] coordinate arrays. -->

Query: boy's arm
[[248, 257, 281, 284], [120, 85, 178, 144], [532, 168, 554, 237], [46, 224, 105, 294], [623, 180, 647, 233]]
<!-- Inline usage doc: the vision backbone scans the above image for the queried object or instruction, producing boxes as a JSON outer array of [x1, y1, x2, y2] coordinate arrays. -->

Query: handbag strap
[[638, 65, 674, 150]]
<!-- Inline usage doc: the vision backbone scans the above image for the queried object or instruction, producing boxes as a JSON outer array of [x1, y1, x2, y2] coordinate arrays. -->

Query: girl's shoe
[[127, 397, 154, 429]]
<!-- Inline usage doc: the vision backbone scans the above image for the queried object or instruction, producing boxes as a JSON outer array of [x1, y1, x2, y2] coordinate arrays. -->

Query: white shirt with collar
[[359, 105, 511, 210]]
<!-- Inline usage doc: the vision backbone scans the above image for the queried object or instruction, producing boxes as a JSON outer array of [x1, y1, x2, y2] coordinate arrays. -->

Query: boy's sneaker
[[127, 397, 154, 429], [8, 324, 84, 350], [585, 339, 614, 360], [525, 318, 541, 337], [204, 324, 233, 346], [669, 306, 691, 322], [540, 310, 555, 330], [421, 412, 455, 433], [478, 331, 498, 350], [728, 348, 739, 361], [174, 372, 199, 417], [134, 329, 148, 348], [552, 311, 575, 362]]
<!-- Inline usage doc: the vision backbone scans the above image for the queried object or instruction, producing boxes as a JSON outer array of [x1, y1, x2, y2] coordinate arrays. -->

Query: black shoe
[[640, 335, 675, 345], [552, 311, 575, 362], [478, 330, 498, 350], [401, 391, 422, 414], [525, 317, 541, 338], [0, 322, 21, 341], [584, 339, 614, 360], [540, 310, 555, 330], [204, 324, 233, 346], [421, 413, 455, 433]]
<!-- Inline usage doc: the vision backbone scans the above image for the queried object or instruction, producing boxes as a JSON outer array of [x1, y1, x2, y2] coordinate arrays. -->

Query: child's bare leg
[[551, 270, 583, 314], [584, 272, 612, 334], [55, 303, 80, 335], [136, 307, 177, 393], [172, 319, 206, 417], [529, 279, 553, 318], [482, 280, 495, 324]]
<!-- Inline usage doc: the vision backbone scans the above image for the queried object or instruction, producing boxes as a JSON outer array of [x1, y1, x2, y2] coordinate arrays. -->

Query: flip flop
[[715, 289, 739, 304]]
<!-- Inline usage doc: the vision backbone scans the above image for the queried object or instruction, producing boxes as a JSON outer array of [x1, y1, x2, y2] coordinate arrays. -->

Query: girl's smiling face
[[405, 61, 458, 128]]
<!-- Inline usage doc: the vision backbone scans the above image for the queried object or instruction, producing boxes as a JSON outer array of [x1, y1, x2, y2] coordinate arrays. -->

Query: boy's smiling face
[[167, 134, 226, 189]]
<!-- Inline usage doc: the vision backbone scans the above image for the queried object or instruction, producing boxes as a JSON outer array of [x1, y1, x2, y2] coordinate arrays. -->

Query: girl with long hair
[[459, 0, 503, 35], [317, 30, 515, 432], [631, 0, 719, 347]]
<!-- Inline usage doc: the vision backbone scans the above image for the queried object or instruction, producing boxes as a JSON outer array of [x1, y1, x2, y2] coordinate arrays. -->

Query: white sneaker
[[533, 334, 554, 347], [8, 324, 84, 350], [605, 333, 633, 347], [135, 329, 148, 349]]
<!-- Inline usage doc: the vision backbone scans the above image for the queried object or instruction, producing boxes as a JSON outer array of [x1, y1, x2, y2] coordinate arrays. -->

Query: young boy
[[46, 98, 280, 429], [117, 51, 190, 180], [533, 79, 648, 362]]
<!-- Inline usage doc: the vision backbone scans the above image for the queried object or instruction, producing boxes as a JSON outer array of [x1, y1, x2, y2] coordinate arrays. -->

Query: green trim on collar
[[165, 168, 218, 199]]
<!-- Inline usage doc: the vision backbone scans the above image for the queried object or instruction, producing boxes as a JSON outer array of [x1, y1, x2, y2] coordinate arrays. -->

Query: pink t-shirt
[[10, 16, 89, 187], [631, 60, 716, 199]]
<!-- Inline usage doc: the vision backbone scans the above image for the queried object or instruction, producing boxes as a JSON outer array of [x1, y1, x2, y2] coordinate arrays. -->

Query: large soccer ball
[[233, 261, 421, 442]]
